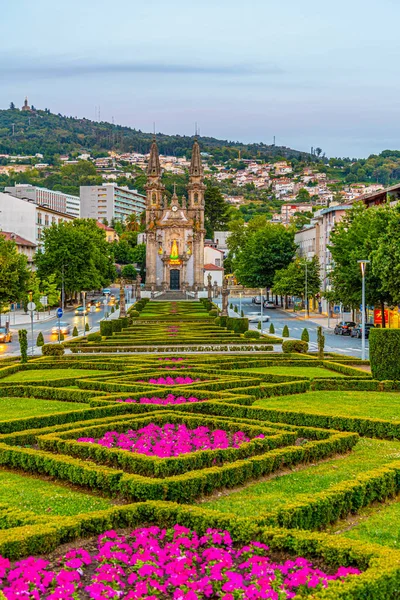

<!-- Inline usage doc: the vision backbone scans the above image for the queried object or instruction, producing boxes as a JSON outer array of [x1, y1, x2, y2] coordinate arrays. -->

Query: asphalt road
[[3, 287, 122, 357], [225, 297, 368, 359]]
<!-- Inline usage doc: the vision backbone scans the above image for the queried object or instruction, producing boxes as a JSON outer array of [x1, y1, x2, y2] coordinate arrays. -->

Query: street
[[3, 287, 121, 357], [226, 297, 368, 359]]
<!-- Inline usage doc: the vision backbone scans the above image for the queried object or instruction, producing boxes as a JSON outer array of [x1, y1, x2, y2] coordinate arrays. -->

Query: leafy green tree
[[234, 223, 296, 288], [112, 240, 135, 264], [72, 326, 78, 337], [301, 328, 309, 342], [35, 219, 116, 299], [0, 235, 30, 317], [121, 264, 137, 279], [204, 183, 230, 237], [273, 257, 321, 302], [329, 203, 392, 326], [373, 203, 400, 306], [317, 326, 325, 359], [296, 188, 311, 202], [131, 244, 146, 281], [269, 322, 275, 334]]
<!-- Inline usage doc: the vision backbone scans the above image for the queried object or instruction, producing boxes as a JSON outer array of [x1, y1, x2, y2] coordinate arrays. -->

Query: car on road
[[51, 322, 72, 335], [249, 314, 270, 323], [252, 296, 263, 304], [263, 300, 277, 309], [75, 306, 88, 316], [333, 321, 356, 335], [350, 323, 375, 338], [0, 327, 12, 343], [88, 300, 101, 309], [102, 288, 111, 295]]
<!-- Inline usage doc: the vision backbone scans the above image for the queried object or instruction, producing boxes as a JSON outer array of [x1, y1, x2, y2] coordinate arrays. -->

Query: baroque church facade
[[144, 138, 205, 291]]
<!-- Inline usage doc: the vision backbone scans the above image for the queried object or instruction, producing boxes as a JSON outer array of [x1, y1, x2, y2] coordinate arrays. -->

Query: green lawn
[[200, 438, 400, 518], [0, 397, 89, 420], [238, 366, 346, 378], [2, 369, 113, 382], [253, 390, 400, 421], [0, 468, 112, 516]]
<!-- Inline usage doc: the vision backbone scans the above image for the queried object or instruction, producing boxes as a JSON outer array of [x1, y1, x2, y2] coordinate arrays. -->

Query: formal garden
[[1, 300, 400, 598]]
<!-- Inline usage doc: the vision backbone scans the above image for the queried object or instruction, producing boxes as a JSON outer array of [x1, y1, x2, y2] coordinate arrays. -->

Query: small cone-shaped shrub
[[257, 321, 262, 330], [241, 309, 244, 317], [111, 306, 115, 314], [234, 305, 238, 313], [282, 324, 289, 337], [59, 332, 65, 341], [229, 303, 233, 310], [317, 325, 325, 359], [72, 326, 78, 337], [301, 328, 309, 342], [85, 322, 90, 332], [36, 332, 44, 347], [269, 323, 275, 334]]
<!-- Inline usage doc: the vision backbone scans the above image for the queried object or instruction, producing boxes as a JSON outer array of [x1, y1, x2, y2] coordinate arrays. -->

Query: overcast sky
[[2, 0, 400, 157]]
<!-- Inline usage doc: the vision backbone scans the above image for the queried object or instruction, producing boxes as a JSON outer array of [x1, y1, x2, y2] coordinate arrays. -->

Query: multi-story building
[[5, 184, 80, 218], [80, 184, 146, 224], [1, 232, 36, 267], [0, 192, 74, 251]]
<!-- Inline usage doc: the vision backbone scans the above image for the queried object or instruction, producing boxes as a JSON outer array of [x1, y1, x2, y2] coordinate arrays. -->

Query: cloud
[[1, 59, 282, 80]]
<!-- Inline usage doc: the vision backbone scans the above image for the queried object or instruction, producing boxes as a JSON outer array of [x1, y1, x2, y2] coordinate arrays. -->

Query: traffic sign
[[333, 305, 340, 314], [27, 302, 36, 312], [56, 308, 63, 319], [40, 296, 48, 306]]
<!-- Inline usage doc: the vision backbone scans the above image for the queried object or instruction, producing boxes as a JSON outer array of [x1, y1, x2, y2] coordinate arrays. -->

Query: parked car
[[263, 300, 277, 309], [0, 327, 12, 343], [88, 300, 101, 309], [75, 306, 88, 316], [350, 323, 375, 339], [249, 314, 270, 323], [102, 288, 111, 295], [51, 322, 72, 335], [333, 321, 356, 335], [252, 296, 262, 304]]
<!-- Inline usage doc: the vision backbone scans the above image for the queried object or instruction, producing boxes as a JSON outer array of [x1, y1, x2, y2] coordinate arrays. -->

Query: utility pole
[[358, 260, 370, 360]]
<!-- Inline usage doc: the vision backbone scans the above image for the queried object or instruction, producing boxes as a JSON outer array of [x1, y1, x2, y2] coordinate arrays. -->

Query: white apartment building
[[5, 184, 80, 218], [80, 184, 146, 223], [0, 192, 74, 250]]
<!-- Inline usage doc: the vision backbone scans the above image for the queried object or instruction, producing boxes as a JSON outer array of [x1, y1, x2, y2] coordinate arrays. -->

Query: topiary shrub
[[226, 317, 249, 334], [234, 305, 238, 313], [119, 317, 129, 329], [301, 328, 310, 342], [269, 323, 275, 334], [36, 332, 44, 347], [317, 325, 325, 359], [59, 332, 65, 341], [85, 323, 90, 332], [42, 344, 65, 356], [209, 309, 218, 317], [112, 319, 122, 333], [111, 306, 115, 314], [218, 316, 228, 328], [282, 324, 289, 337], [241, 309, 244, 318], [370, 329, 400, 380], [100, 321, 113, 336], [18, 329, 28, 363], [72, 326, 78, 337], [87, 332, 102, 342], [257, 321, 262, 330], [244, 330, 261, 339], [282, 340, 308, 353], [229, 303, 233, 310]]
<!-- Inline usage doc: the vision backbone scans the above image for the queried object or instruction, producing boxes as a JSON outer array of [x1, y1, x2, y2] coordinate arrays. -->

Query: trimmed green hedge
[[226, 317, 249, 334], [282, 340, 308, 353], [370, 328, 400, 380], [42, 344, 65, 357], [100, 321, 113, 336]]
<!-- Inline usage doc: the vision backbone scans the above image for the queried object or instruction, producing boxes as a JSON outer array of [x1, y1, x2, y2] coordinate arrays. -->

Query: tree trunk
[[381, 301, 386, 328]]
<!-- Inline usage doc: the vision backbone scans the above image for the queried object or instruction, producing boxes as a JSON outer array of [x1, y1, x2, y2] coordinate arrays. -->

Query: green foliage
[[226, 317, 249, 333], [36, 332, 44, 347], [72, 326, 78, 337], [282, 340, 308, 353], [204, 183, 230, 237], [370, 329, 400, 380], [100, 321, 113, 337], [129, 310, 140, 318], [241, 309, 244, 317], [269, 322, 275, 334], [121, 264, 137, 279], [373, 203, 400, 305], [229, 302, 233, 310], [35, 220, 116, 297], [41, 344, 65, 357], [273, 257, 320, 299], [257, 321, 262, 330], [301, 328, 309, 342], [244, 330, 261, 339], [208, 309, 218, 317], [317, 326, 325, 359], [282, 325, 289, 337], [110, 306, 115, 314], [59, 332, 65, 341], [234, 305, 238, 313], [234, 222, 296, 288], [0, 235, 30, 313], [85, 322, 90, 332], [87, 332, 102, 342], [18, 330, 28, 363]]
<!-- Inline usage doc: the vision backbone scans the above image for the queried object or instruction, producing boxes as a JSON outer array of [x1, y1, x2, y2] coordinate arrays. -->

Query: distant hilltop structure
[[21, 97, 32, 112]]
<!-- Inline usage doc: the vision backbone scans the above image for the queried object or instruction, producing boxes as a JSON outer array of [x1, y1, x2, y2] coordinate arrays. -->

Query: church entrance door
[[170, 269, 180, 290]]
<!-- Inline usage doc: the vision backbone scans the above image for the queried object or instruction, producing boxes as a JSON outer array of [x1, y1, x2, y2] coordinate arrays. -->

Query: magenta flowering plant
[[147, 376, 201, 385], [0, 526, 361, 599], [116, 394, 206, 405], [77, 423, 252, 457]]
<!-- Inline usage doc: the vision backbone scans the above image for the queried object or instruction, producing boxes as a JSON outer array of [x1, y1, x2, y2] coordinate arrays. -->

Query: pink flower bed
[[138, 376, 201, 385], [77, 423, 254, 457], [116, 394, 205, 405], [0, 526, 360, 599]]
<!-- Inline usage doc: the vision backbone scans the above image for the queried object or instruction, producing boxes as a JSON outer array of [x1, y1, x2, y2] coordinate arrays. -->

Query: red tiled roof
[[97, 221, 116, 232], [1, 232, 36, 247], [204, 245, 224, 253], [204, 263, 224, 271]]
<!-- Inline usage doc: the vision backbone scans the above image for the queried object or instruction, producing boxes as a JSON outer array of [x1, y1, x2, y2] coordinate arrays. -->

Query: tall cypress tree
[[204, 183, 230, 237]]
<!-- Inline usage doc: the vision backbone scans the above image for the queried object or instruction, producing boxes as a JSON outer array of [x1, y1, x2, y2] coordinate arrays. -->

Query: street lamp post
[[358, 260, 370, 360], [305, 262, 308, 318], [82, 292, 87, 336], [239, 292, 242, 316], [260, 288, 263, 333]]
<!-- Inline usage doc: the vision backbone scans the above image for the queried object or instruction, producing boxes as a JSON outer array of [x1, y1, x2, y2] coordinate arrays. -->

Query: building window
[[37, 212, 42, 225], [45, 215, 49, 226], [215, 259, 220, 267]]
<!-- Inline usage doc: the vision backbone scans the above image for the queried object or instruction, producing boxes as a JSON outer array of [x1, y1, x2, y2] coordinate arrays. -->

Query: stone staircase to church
[[153, 291, 189, 301]]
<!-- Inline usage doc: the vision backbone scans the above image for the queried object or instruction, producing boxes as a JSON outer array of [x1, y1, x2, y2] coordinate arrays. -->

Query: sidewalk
[[278, 308, 341, 330], [4, 309, 61, 328]]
